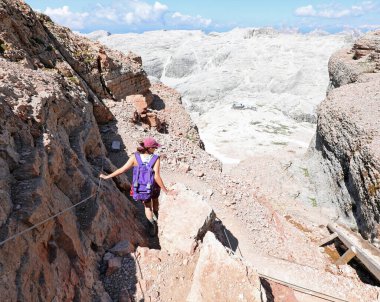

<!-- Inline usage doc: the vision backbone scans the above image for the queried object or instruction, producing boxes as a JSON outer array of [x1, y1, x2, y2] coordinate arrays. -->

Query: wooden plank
[[259, 273, 348, 302], [328, 222, 380, 281], [319, 232, 338, 247], [336, 246, 357, 266]]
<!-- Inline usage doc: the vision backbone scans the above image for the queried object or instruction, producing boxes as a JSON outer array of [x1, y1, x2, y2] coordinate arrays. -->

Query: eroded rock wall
[[311, 31, 380, 241], [0, 0, 151, 124], [0, 0, 152, 300]]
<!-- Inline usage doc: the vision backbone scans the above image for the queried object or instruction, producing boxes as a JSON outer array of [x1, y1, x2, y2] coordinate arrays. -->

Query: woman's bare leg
[[144, 200, 153, 221], [144, 200, 157, 236], [152, 198, 159, 220]]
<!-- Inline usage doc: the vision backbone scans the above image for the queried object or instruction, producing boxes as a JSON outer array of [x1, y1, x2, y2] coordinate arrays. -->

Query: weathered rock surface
[[102, 187, 265, 302], [328, 31, 380, 89], [311, 30, 380, 241], [2, 1, 379, 301], [88, 27, 380, 300], [0, 0, 156, 300], [94, 65, 380, 301], [158, 183, 216, 254], [109, 240, 135, 257], [0, 57, 146, 302], [187, 232, 261, 302], [0, 0, 151, 125]]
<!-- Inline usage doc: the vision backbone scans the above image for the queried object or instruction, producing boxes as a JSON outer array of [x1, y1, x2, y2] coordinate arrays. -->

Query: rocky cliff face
[[0, 0, 209, 300], [0, 0, 160, 300], [0, 0, 153, 124], [311, 31, 380, 241]]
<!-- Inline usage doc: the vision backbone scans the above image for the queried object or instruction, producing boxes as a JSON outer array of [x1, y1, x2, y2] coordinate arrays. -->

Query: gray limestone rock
[[310, 30, 380, 240]]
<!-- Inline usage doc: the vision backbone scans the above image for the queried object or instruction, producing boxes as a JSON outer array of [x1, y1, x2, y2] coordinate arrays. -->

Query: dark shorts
[[130, 184, 161, 202], [150, 184, 161, 200]]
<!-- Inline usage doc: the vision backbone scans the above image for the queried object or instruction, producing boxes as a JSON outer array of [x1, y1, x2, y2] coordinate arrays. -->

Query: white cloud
[[44, 6, 89, 29], [171, 12, 212, 27], [359, 24, 380, 29], [295, 5, 317, 17], [123, 1, 168, 24], [294, 1, 376, 19], [42, 1, 212, 31], [318, 9, 351, 18], [93, 4, 119, 22]]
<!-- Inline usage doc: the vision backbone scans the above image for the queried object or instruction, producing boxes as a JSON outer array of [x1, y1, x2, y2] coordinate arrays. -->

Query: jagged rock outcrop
[[187, 232, 261, 302], [328, 31, 380, 89], [158, 183, 216, 254], [101, 184, 262, 302], [311, 30, 380, 241], [0, 0, 159, 300], [0, 0, 151, 124], [0, 58, 147, 302]]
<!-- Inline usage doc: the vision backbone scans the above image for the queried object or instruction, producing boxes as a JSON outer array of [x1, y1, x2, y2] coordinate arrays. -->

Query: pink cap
[[143, 137, 161, 148]]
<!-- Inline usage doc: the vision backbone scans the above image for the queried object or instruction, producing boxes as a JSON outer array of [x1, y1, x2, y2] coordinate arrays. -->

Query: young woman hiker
[[99, 137, 173, 236]]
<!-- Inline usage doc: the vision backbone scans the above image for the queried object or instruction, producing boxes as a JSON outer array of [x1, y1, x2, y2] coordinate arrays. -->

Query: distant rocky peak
[[83, 30, 112, 41]]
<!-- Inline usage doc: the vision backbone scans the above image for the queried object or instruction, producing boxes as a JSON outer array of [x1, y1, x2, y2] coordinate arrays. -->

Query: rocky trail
[[1, 1, 380, 301], [98, 89, 380, 301]]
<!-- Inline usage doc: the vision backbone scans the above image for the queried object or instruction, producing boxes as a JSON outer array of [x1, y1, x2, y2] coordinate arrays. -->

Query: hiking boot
[[148, 220, 157, 237], [153, 211, 159, 221]]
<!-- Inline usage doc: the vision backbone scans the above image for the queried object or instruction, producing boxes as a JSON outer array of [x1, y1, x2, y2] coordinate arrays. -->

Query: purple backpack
[[132, 152, 159, 201]]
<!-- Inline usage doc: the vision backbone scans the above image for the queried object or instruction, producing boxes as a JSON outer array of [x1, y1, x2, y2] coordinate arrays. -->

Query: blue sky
[[27, 0, 380, 33]]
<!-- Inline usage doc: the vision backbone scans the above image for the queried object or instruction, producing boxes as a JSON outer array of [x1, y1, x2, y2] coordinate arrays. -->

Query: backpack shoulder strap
[[135, 152, 143, 166], [147, 154, 159, 169]]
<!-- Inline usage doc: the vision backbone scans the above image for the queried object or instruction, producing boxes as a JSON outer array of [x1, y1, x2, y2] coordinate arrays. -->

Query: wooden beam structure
[[327, 222, 380, 281], [336, 246, 357, 266], [319, 232, 338, 247]]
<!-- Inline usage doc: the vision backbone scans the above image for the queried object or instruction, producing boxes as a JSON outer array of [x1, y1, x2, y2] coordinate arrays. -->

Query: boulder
[[311, 30, 380, 240], [106, 257, 122, 276], [145, 112, 161, 129], [126, 93, 153, 115], [158, 183, 215, 253], [109, 240, 135, 257], [103, 252, 115, 262], [187, 232, 262, 302]]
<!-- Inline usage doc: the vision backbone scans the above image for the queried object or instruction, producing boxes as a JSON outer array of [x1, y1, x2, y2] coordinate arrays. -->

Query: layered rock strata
[[0, 60, 149, 301], [0, 0, 162, 300], [0, 0, 151, 124], [312, 31, 380, 241]]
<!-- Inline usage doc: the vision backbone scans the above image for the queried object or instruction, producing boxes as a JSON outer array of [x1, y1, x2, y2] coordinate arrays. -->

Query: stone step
[[158, 183, 216, 254]]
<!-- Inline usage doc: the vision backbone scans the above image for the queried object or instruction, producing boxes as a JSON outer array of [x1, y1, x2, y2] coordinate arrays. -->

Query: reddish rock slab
[[158, 183, 215, 254], [261, 279, 299, 302], [187, 232, 262, 302]]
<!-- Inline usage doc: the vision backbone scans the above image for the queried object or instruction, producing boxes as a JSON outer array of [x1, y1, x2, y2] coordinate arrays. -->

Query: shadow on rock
[[210, 218, 240, 253], [260, 278, 275, 302], [151, 94, 166, 111], [101, 253, 138, 301]]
